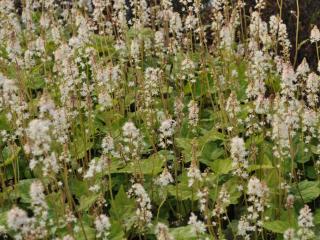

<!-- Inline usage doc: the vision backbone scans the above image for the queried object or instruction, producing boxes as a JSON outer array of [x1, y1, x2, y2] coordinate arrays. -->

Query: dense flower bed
[[1, 0, 320, 239]]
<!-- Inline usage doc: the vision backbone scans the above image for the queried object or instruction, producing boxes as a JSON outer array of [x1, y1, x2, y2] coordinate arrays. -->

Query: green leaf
[[74, 225, 95, 240], [263, 220, 291, 234], [168, 183, 194, 201], [14, 179, 36, 204], [0, 210, 8, 227], [311, 145, 320, 155], [110, 186, 135, 230], [119, 151, 166, 175], [70, 127, 94, 160], [46, 192, 65, 218], [314, 209, 320, 225], [198, 129, 225, 147], [306, 166, 317, 179], [292, 180, 320, 203], [295, 143, 312, 163], [247, 164, 274, 172], [109, 221, 125, 240], [95, 111, 124, 133], [224, 177, 242, 204], [0, 113, 10, 131], [200, 141, 224, 166], [210, 158, 232, 175], [175, 138, 192, 162], [209, 176, 241, 204], [69, 178, 89, 199], [245, 134, 264, 148], [167, 174, 196, 200], [170, 226, 197, 240], [78, 194, 99, 211], [0, 146, 21, 168]]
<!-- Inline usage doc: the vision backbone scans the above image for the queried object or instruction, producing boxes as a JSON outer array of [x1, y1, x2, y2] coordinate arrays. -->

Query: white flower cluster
[[128, 183, 153, 228], [230, 136, 248, 179], [197, 187, 209, 213], [283, 205, 315, 240], [24, 119, 60, 175], [245, 50, 271, 114], [281, 63, 297, 97], [0, 73, 28, 138], [187, 161, 202, 187], [181, 58, 196, 83], [226, 92, 240, 119], [7, 181, 49, 239], [155, 223, 174, 240], [296, 58, 310, 78], [159, 119, 176, 149], [310, 25, 320, 43], [306, 72, 320, 107], [24, 119, 51, 156], [271, 97, 301, 158], [144, 67, 162, 107], [237, 177, 269, 238], [297, 205, 315, 239], [29, 181, 48, 238], [156, 167, 174, 187], [269, 15, 291, 58], [283, 228, 296, 240], [84, 157, 108, 180], [122, 122, 143, 161], [248, 12, 270, 51], [7, 207, 31, 239], [188, 213, 206, 235], [188, 100, 199, 129], [94, 214, 111, 239], [30, 181, 48, 212], [212, 185, 230, 220], [101, 135, 119, 157]]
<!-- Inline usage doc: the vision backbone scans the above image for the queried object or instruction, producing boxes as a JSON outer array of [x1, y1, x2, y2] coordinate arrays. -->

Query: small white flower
[[159, 119, 176, 148], [94, 214, 111, 239], [156, 167, 174, 187], [30, 181, 47, 209], [123, 122, 140, 140], [298, 205, 314, 228], [128, 183, 152, 227], [283, 228, 296, 240], [63, 235, 75, 240], [7, 207, 30, 232], [230, 137, 248, 178], [187, 162, 202, 187], [188, 213, 206, 235], [25, 119, 51, 156], [188, 100, 199, 128], [155, 223, 174, 240], [310, 25, 320, 43]]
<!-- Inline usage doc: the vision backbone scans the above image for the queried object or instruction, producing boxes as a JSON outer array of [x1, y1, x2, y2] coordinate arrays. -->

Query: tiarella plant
[[1, 0, 320, 239]]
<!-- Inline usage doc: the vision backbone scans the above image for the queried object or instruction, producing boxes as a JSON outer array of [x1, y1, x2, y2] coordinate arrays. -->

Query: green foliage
[[263, 220, 291, 234], [292, 180, 320, 203], [110, 186, 136, 230]]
